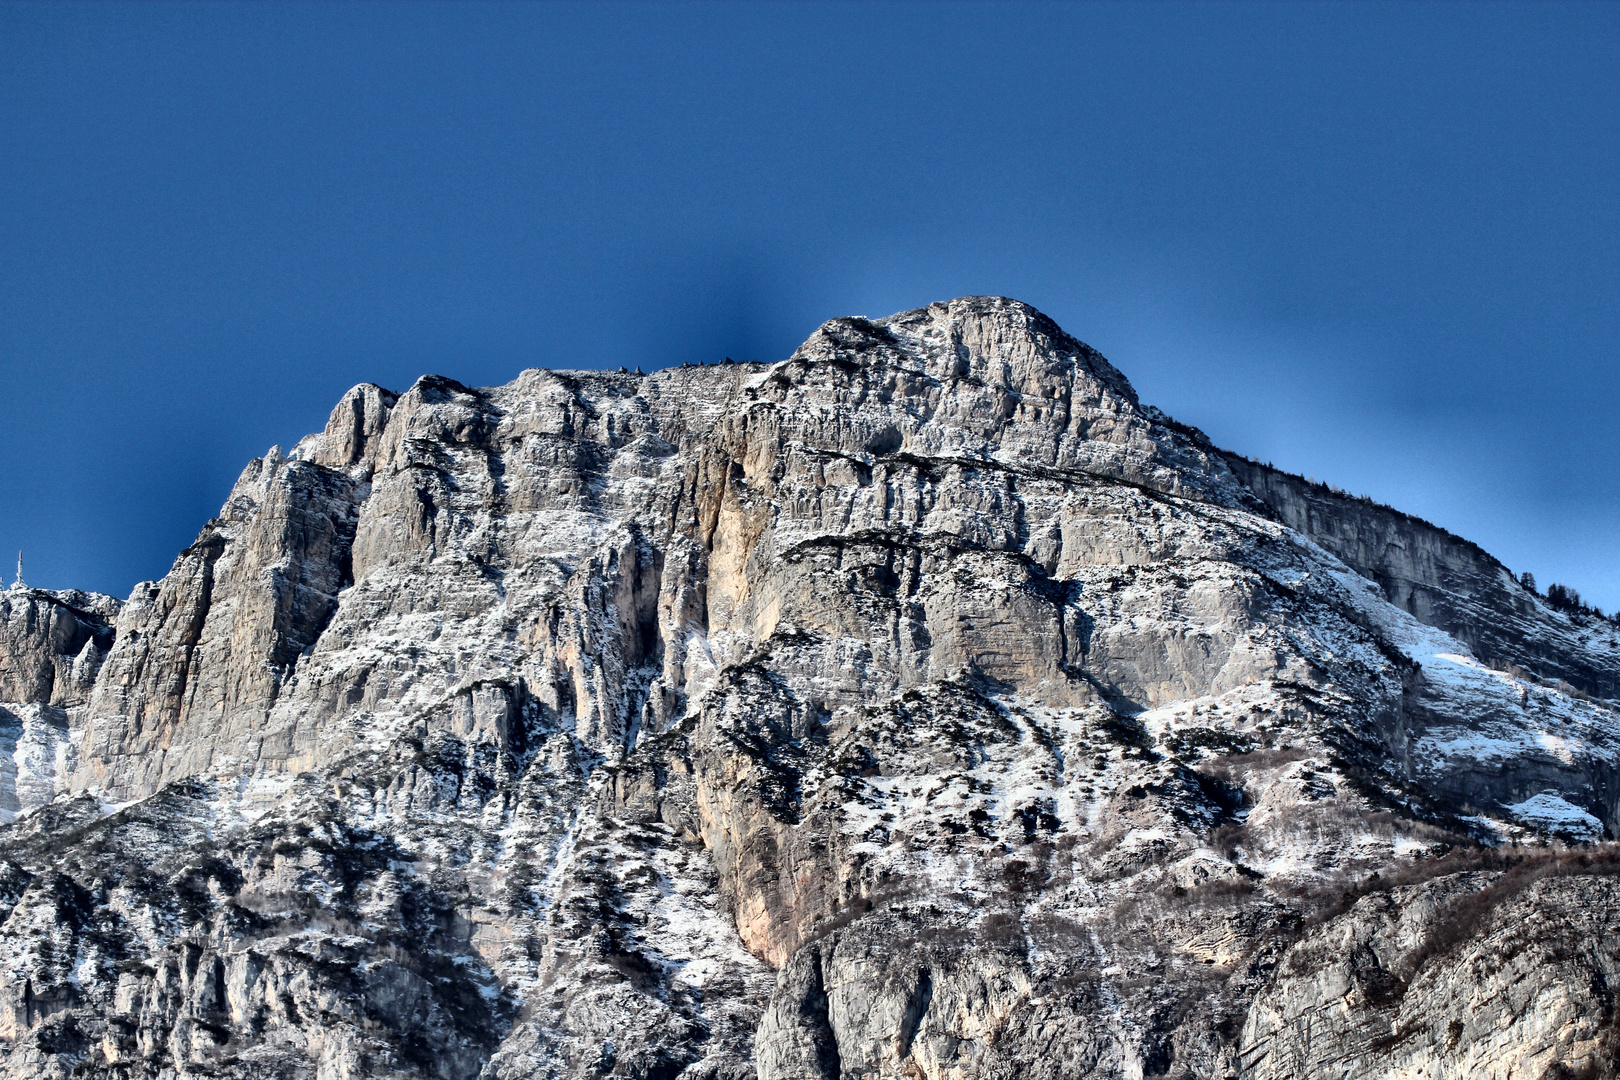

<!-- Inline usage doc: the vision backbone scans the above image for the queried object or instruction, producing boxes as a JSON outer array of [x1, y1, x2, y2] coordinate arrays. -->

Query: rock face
[[0, 588, 119, 821], [2, 296, 1619, 1079], [1242, 862, 1620, 1080]]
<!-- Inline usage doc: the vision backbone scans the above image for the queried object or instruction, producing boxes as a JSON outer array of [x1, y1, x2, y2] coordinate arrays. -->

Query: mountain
[[2, 296, 1618, 1080]]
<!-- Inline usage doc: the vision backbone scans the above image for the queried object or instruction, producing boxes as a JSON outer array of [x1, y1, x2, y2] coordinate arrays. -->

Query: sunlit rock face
[[3, 296, 1619, 1080]]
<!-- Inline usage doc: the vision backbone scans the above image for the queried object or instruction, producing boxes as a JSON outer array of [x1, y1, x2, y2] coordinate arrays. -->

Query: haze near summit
[[1, 2, 1616, 607]]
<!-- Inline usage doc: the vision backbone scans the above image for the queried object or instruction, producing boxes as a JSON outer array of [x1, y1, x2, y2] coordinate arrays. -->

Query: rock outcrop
[[1, 296, 1617, 1079], [0, 588, 119, 821]]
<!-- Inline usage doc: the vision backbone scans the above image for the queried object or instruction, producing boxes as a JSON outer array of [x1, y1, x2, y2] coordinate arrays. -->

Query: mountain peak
[[1, 299, 1617, 1080], [789, 295, 1140, 409]]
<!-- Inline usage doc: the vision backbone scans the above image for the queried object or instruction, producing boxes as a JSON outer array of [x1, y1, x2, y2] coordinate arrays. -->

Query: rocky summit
[[2, 296, 1619, 1080]]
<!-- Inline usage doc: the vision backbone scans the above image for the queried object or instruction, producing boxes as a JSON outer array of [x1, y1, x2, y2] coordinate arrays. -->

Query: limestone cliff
[[1, 297, 1617, 1080]]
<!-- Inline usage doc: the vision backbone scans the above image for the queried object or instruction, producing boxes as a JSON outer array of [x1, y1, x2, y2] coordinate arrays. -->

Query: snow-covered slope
[[2, 297, 1618, 1079]]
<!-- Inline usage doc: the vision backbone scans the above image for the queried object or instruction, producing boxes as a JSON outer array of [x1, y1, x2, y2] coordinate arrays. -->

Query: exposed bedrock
[[1225, 453, 1620, 700], [1, 297, 1618, 1079], [1242, 868, 1620, 1080], [0, 589, 118, 708]]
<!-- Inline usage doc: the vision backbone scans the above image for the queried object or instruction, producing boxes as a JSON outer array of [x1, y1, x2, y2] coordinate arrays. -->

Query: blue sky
[[2, 2, 1617, 606]]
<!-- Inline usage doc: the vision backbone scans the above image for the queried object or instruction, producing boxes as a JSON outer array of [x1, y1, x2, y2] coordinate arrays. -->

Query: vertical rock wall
[[1, 297, 1618, 1080]]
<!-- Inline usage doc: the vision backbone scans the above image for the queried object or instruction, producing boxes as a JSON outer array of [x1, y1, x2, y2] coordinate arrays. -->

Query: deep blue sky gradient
[[2, 2, 1617, 606]]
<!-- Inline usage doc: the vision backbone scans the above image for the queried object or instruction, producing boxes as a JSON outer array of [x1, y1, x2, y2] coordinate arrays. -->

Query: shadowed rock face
[[2, 296, 1619, 1080], [0, 589, 119, 822], [0, 590, 118, 708]]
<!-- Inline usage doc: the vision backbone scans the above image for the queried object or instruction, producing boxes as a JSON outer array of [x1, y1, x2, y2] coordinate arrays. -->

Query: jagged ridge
[[1, 296, 1617, 1080]]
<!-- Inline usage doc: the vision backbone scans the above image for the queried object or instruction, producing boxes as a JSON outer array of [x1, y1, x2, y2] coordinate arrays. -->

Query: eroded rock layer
[[2, 297, 1618, 1080]]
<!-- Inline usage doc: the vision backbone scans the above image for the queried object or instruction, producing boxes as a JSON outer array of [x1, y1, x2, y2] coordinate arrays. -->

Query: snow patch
[[1505, 792, 1603, 839]]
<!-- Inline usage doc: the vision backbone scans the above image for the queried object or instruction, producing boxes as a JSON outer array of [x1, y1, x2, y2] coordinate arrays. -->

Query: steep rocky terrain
[[2, 296, 1618, 1079]]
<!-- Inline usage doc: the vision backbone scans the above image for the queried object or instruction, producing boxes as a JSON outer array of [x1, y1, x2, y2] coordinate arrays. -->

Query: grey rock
[[0, 588, 118, 707], [2, 296, 1618, 1079], [1242, 867, 1620, 1079]]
